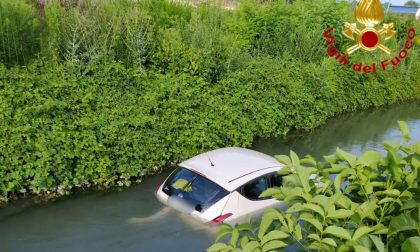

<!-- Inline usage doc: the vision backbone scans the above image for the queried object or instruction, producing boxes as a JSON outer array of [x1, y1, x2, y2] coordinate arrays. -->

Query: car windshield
[[162, 168, 229, 212]]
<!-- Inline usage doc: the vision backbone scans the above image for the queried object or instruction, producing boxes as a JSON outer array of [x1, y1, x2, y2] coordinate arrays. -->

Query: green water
[[1, 102, 419, 252]]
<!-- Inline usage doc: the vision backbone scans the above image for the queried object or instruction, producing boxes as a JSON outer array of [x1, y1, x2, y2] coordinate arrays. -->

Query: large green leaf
[[290, 151, 300, 169], [259, 187, 282, 199], [408, 143, 420, 155], [242, 241, 260, 252], [308, 234, 321, 241], [207, 242, 230, 252], [334, 173, 343, 192], [230, 228, 239, 247], [354, 245, 370, 252], [215, 224, 233, 242], [258, 212, 275, 239], [275, 155, 292, 167], [303, 203, 325, 218], [358, 151, 383, 167], [387, 150, 403, 180], [321, 238, 337, 247], [328, 209, 354, 219], [352, 226, 373, 241], [295, 165, 317, 193], [260, 230, 289, 245], [398, 121, 411, 142], [336, 148, 357, 166], [300, 216, 323, 232], [240, 236, 249, 249], [324, 226, 352, 240], [401, 236, 420, 252], [369, 235, 384, 252], [389, 213, 420, 236], [262, 240, 288, 252], [357, 199, 379, 221]]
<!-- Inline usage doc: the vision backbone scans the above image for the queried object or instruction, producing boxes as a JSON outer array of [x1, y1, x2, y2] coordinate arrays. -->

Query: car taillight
[[155, 181, 163, 193], [212, 213, 232, 224]]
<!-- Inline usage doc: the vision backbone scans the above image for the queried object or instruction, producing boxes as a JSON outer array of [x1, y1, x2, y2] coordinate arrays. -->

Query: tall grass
[[0, 0, 40, 66]]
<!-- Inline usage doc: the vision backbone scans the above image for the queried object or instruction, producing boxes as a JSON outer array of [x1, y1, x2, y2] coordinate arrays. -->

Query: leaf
[[300, 155, 317, 166], [401, 236, 420, 252], [230, 228, 239, 247], [398, 121, 411, 142], [408, 142, 420, 155], [259, 187, 282, 198], [308, 234, 321, 241], [389, 213, 420, 235], [387, 150, 402, 180], [324, 154, 337, 164], [303, 203, 325, 218], [290, 150, 300, 168], [262, 240, 288, 252], [321, 238, 337, 247], [215, 224, 233, 242], [401, 200, 420, 210], [207, 243, 230, 252], [260, 230, 289, 245], [275, 155, 292, 167], [240, 236, 249, 249], [311, 195, 329, 208], [354, 245, 371, 252], [357, 199, 379, 221], [336, 148, 357, 166], [294, 224, 302, 240], [324, 164, 349, 174], [324, 226, 352, 240], [300, 216, 323, 232], [352, 226, 374, 241], [334, 174, 343, 192], [358, 151, 383, 167], [242, 241, 260, 252], [237, 223, 251, 232], [369, 235, 384, 252], [383, 189, 401, 197], [383, 141, 401, 151], [328, 209, 354, 219], [295, 166, 317, 193], [378, 197, 395, 204], [258, 212, 274, 239]]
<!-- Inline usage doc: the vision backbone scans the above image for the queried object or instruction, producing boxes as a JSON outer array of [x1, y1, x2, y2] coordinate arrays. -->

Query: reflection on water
[[253, 102, 420, 159], [0, 101, 419, 252]]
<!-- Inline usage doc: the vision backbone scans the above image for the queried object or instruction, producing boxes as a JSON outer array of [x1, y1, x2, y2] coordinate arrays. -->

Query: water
[[1, 102, 419, 252]]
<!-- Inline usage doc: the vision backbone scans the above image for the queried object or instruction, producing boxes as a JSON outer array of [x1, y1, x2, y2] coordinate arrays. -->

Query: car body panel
[[155, 147, 285, 225]]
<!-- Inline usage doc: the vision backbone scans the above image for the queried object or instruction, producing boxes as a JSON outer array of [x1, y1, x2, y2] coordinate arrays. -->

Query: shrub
[[209, 122, 420, 251]]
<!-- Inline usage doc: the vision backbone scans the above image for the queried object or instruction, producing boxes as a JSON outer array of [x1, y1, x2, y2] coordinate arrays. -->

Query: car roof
[[179, 147, 283, 191]]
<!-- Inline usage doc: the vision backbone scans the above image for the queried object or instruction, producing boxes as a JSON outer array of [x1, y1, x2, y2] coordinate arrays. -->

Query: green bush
[[209, 122, 420, 251], [0, 0, 419, 202]]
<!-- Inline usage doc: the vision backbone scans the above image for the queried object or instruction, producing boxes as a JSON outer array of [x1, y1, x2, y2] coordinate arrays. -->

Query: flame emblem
[[343, 0, 395, 54]]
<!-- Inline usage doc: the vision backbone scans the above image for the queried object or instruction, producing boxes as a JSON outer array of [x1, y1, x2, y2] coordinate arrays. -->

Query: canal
[[1, 102, 419, 252]]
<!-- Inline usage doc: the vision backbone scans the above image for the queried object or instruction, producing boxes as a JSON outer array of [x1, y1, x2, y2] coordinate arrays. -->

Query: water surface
[[1, 101, 419, 252]]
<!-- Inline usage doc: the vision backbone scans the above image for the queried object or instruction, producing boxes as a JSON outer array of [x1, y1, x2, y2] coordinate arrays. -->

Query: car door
[[234, 173, 285, 224]]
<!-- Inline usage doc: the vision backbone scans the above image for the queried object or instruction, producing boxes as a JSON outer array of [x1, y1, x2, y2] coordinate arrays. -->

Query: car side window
[[241, 176, 268, 200], [268, 173, 282, 188]]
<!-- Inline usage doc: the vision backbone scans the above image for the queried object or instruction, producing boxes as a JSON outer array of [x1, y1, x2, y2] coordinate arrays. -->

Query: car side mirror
[[195, 204, 202, 212]]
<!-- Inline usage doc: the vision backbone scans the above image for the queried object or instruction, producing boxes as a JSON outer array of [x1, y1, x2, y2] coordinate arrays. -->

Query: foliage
[[209, 122, 420, 251], [0, 0, 419, 202], [0, 0, 40, 66]]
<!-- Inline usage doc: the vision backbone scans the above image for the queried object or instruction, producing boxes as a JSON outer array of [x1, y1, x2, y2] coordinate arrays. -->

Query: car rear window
[[162, 168, 229, 212]]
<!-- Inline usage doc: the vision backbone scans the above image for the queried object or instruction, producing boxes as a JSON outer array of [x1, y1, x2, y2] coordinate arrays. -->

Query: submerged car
[[155, 147, 285, 225]]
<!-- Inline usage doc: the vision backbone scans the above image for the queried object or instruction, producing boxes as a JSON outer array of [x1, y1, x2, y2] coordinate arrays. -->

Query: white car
[[155, 147, 285, 225]]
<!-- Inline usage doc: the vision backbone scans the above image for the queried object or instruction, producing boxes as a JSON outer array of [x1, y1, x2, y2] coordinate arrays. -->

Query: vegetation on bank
[[209, 122, 420, 251], [0, 0, 419, 203]]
